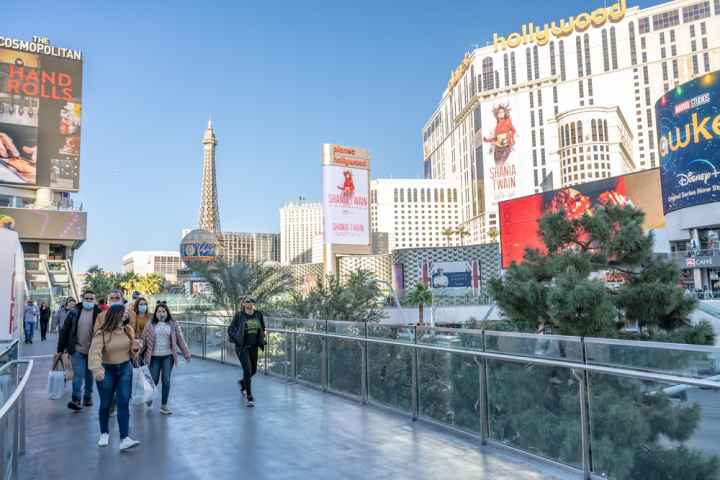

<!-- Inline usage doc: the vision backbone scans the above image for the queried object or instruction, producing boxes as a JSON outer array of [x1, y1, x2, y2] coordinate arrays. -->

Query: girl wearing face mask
[[129, 297, 151, 339], [140, 305, 191, 415]]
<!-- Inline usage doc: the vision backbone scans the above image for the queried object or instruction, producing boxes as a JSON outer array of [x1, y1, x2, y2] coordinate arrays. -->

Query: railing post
[[411, 325, 419, 421], [263, 331, 269, 375], [221, 327, 226, 363], [18, 367, 25, 455], [479, 331, 489, 446], [577, 337, 592, 480], [12, 403, 19, 479], [290, 332, 297, 382], [361, 323, 368, 404], [202, 324, 207, 359], [321, 321, 328, 392]]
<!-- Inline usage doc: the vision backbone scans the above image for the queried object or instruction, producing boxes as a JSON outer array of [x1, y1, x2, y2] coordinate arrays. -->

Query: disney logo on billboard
[[676, 161, 720, 187]]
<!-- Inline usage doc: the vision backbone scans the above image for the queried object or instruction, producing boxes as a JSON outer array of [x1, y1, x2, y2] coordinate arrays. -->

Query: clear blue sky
[[6, 0, 657, 272]]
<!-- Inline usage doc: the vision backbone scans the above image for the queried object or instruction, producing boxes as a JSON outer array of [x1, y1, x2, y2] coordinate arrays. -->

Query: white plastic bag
[[130, 365, 157, 405], [47, 371, 66, 400]]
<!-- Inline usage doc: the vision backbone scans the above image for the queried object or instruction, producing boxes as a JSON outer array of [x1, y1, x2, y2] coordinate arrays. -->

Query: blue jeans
[[24, 321, 35, 342], [96, 361, 132, 439], [149, 355, 174, 405], [71, 352, 94, 402]]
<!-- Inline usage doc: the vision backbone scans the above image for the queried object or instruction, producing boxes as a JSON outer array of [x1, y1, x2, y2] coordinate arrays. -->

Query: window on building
[[592, 119, 598, 141], [704, 52, 710, 72], [629, 22, 638, 65], [652, 9, 680, 30], [588, 78, 594, 98], [671, 44, 677, 56], [503, 53, 509, 87], [533, 45, 540, 79], [673, 59, 679, 79], [394, 189, 398, 202], [683, 1, 711, 22], [646, 109, 653, 127], [602, 29, 610, 71], [660, 32, 666, 45], [558, 41, 566, 81], [576, 36, 584, 77], [482, 57, 495, 90], [662, 62, 669, 80], [510, 51, 517, 84], [525, 47, 532, 82], [701, 21, 707, 35], [571, 123, 576, 144], [603, 120, 609, 142], [639, 17, 650, 34], [577, 121, 583, 143], [549, 41, 556, 76], [610, 27, 618, 70], [579, 81, 584, 99]]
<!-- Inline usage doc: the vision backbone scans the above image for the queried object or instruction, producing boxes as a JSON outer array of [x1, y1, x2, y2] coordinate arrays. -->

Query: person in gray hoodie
[[23, 299, 38, 344]]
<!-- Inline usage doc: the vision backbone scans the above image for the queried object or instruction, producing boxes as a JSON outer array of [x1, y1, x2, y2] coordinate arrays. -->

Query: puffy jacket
[[57, 305, 102, 354], [228, 310, 266, 350]]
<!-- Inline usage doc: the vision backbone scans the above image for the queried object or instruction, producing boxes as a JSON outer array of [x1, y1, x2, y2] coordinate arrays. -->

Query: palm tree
[[137, 274, 164, 295], [405, 283, 432, 325], [441, 227, 454, 246], [189, 259, 294, 315], [455, 225, 471, 246]]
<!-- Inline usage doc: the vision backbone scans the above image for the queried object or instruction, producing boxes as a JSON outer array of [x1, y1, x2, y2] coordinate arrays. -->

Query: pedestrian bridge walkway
[[14, 335, 576, 480]]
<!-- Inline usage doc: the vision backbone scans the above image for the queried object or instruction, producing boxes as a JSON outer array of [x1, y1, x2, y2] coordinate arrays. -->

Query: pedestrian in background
[[53, 297, 76, 334], [228, 296, 265, 407], [98, 299, 109, 312], [23, 299, 38, 344], [39, 301, 51, 341], [140, 304, 190, 415], [89, 304, 141, 451], [130, 297, 151, 339]]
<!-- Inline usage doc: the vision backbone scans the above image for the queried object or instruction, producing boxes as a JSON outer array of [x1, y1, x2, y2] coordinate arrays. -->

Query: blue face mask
[[138, 305, 148, 314], [82, 301, 94, 310]]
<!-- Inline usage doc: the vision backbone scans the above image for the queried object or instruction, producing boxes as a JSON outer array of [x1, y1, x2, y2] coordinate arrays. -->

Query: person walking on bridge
[[23, 299, 38, 344], [140, 304, 190, 415], [53, 297, 76, 334], [39, 301, 51, 341], [58, 291, 101, 411], [89, 304, 141, 451], [228, 296, 266, 407]]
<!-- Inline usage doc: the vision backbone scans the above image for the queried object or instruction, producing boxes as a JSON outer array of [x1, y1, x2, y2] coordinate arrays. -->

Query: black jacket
[[57, 305, 102, 354], [228, 310, 266, 350]]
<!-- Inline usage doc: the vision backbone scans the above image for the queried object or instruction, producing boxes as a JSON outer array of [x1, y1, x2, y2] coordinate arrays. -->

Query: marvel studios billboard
[[656, 71, 720, 214], [0, 36, 83, 191]]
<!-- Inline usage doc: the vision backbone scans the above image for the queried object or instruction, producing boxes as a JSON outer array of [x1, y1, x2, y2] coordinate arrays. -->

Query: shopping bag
[[62, 353, 74, 381], [130, 365, 157, 405], [47, 371, 66, 400]]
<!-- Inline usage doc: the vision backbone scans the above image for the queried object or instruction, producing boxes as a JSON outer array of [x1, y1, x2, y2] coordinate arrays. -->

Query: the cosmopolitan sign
[[656, 72, 720, 214], [0, 35, 82, 61], [493, 0, 626, 51]]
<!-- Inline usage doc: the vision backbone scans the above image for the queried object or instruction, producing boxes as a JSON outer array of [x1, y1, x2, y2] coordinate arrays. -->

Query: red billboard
[[499, 169, 665, 268]]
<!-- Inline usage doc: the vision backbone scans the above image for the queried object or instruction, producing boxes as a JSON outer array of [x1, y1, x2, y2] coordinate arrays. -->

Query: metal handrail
[[0, 360, 33, 419], [0, 340, 19, 364]]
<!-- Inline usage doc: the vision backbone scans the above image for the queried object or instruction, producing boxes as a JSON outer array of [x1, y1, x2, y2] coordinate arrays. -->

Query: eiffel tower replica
[[199, 118, 222, 237]]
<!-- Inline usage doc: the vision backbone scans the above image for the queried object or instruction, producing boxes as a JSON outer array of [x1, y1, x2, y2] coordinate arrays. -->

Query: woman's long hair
[[133, 297, 148, 315], [99, 305, 125, 333], [151, 304, 173, 325]]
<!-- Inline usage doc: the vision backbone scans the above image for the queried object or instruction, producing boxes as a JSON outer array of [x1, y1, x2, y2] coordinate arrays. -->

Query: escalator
[[42, 259, 81, 309]]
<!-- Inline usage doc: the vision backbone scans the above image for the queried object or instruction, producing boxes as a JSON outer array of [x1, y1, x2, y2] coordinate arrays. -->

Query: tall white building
[[422, 0, 720, 243], [280, 200, 323, 265], [370, 179, 462, 250], [222, 232, 280, 264], [122, 251, 184, 283]]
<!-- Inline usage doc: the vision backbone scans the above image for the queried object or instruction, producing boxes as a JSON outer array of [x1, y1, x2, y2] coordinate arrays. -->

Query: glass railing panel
[[295, 333, 322, 385], [367, 324, 415, 343], [295, 318, 325, 332], [486, 359, 582, 468], [0, 362, 19, 408], [485, 331, 584, 362], [587, 372, 720, 479], [267, 331, 291, 377], [367, 342, 412, 412], [205, 325, 225, 362], [179, 324, 205, 357], [328, 337, 362, 397], [585, 338, 720, 379], [326, 320, 366, 337], [416, 326, 484, 352], [223, 333, 240, 367], [418, 349, 481, 433]]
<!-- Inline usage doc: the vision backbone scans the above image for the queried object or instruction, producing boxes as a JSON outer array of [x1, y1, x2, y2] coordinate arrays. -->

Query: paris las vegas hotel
[[422, 0, 720, 243]]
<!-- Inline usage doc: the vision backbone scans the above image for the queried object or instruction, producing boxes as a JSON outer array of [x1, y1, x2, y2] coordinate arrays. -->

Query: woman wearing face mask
[[129, 297, 151, 339], [89, 304, 141, 451], [140, 304, 190, 415], [53, 297, 76, 334]]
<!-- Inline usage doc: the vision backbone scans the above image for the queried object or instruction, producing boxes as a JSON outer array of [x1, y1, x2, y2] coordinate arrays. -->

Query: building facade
[[370, 179, 462, 251], [222, 232, 280, 264], [422, 0, 720, 243], [122, 251, 184, 283], [280, 200, 323, 265]]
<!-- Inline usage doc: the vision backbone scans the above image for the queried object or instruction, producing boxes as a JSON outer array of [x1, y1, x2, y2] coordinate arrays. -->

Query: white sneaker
[[119, 437, 140, 451], [98, 433, 109, 447]]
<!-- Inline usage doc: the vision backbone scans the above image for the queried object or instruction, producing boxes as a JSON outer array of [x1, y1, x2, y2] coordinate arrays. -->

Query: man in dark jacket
[[228, 296, 265, 407], [57, 290, 102, 411]]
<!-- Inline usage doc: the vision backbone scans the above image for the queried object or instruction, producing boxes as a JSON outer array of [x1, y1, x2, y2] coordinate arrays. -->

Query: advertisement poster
[[656, 71, 720, 214], [419, 260, 479, 295], [322, 165, 369, 245], [498, 169, 665, 268], [0, 38, 83, 190], [477, 95, 531, 209], [0, 207, 86, 240], [0, 228, 23, 341]]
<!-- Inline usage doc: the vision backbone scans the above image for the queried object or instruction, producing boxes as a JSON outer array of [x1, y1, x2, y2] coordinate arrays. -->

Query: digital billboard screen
[[498, 169, 665, 268], [655, 71, 720, 214], [0, 36, 83, 190], [0, 206, 86, 241]]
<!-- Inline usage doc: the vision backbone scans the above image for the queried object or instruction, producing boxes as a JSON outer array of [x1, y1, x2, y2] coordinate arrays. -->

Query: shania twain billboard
[[656, 71, 720, 214]]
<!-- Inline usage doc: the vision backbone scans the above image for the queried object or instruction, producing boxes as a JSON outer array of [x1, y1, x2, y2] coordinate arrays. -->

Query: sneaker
[[160, 405, 172, 415], [98, 433, 109, 447], [119, 437, 140, 452], [246, 395, 255, 407], [83, 398, 93, 407], [67, 400, 81, 412]]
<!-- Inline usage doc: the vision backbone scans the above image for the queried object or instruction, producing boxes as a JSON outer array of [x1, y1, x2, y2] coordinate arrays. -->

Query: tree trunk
[[418, 303, 424, 325]]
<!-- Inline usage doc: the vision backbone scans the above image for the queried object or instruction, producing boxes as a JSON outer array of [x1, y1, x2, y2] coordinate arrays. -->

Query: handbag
[[130, 365, 157, 405], [47, 356, 67, 400]]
